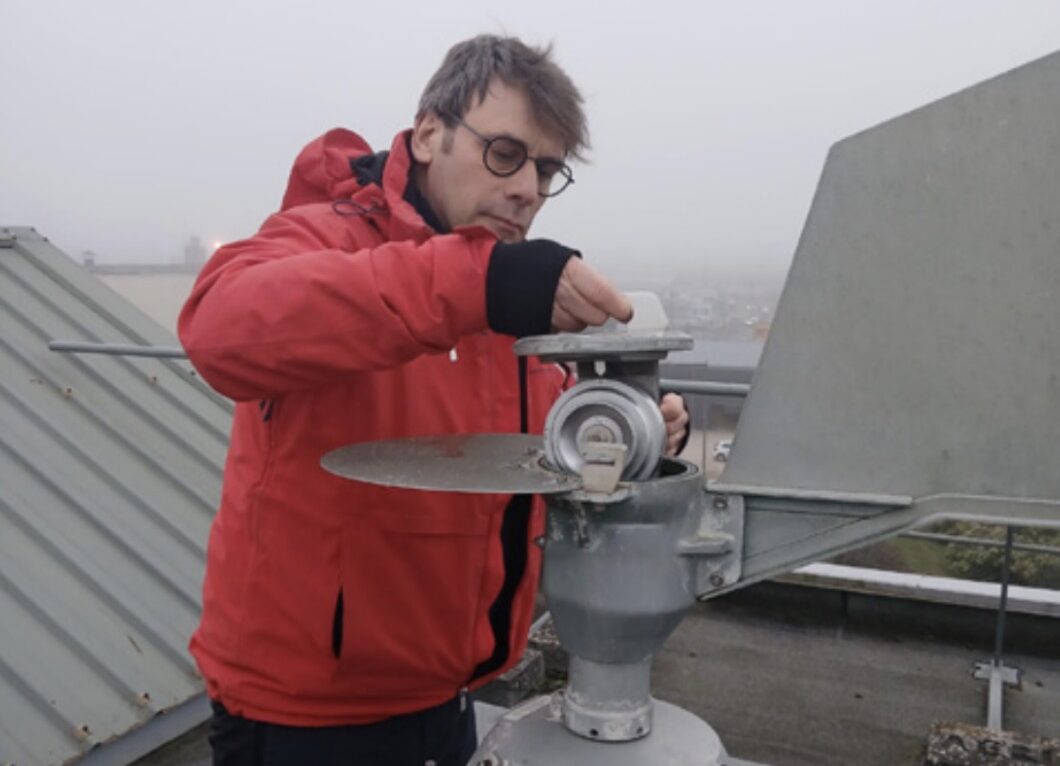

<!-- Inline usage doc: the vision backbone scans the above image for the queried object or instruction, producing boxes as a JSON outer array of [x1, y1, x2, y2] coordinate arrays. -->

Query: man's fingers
[[666, 411, 690, 435], [551, 304, 586, 333], [554, 272, 610, 327], [569, 260, 633, 322], [557, 259, 633, 326], [660, 393, 689, 456], [660, 393, 687, 424]]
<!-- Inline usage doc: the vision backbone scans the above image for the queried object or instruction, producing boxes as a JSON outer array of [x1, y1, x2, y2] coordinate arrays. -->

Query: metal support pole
[[659, 379, 750, 397], [48, 341, 187, 358], [993, 526, 1014, 669], [973, 526, 1020, 731]]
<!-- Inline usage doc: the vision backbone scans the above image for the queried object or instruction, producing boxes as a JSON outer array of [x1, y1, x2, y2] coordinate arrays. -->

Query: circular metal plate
[[473, 693, 727, 765], [321, 434, 582, 494], [514, 331, 692, 362]]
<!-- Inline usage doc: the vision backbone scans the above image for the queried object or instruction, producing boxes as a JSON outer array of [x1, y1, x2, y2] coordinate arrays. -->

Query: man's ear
[[411, 113, 444, 164]]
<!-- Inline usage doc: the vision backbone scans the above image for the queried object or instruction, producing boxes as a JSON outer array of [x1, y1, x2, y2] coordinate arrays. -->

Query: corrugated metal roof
[[0, 227, 231, 766]]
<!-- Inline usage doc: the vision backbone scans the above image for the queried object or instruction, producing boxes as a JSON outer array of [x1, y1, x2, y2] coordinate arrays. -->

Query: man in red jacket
[[180, 34, 688, 766]]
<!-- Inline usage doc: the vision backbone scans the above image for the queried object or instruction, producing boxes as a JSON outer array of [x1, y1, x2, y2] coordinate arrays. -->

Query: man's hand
[[661, 393, 690, 456], [551, 258, 634, 333]]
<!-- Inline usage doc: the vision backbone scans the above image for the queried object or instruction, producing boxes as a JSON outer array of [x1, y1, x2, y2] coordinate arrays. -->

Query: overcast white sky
[[2, 1, 1059, 281]]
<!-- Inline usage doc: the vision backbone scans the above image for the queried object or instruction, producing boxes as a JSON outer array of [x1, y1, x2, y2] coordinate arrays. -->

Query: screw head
[[709, 573, 725, 588], [712, 495, 728, 510]]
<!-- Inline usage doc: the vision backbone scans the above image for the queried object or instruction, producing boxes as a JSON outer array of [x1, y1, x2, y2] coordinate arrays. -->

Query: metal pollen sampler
[[322, 296, 733, 765]]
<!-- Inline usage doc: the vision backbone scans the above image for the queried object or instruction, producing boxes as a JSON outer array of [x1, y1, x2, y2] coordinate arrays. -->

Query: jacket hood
[[279, 128, 437, 243], [280, 128, 376, 211]]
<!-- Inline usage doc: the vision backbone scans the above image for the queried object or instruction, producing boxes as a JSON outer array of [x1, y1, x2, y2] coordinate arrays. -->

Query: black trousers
[[208, 694, 477, 766]]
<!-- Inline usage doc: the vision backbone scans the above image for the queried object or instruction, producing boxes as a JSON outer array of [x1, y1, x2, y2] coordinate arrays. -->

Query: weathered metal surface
[[562, 656, 653, 742], [514, 291, 687, 364], [514, 331, 692, 362], [0, 227, 231, 765], [321, 434, 582, 494], [722, 50, 1060, 508], [544, 460, 705, 664], [472, 693, 727, 766]]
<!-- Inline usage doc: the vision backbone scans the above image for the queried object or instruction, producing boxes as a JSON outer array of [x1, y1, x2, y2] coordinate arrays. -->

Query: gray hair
[[417, 35, 589, 161]]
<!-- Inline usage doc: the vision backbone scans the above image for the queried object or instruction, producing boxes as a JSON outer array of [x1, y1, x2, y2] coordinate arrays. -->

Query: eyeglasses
[[447, 116, 575, 198]]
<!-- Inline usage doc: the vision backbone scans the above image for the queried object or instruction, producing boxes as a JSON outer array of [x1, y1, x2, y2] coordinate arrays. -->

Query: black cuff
[[486, 239, 578, 338]]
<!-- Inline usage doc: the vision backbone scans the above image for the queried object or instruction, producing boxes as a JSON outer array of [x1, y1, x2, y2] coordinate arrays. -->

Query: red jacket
[[179, 129, 567, 725]]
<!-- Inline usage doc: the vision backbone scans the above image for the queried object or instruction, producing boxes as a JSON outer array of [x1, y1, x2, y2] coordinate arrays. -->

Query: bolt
[[712, 495, 728, 510], [709, 573, 725, 588]]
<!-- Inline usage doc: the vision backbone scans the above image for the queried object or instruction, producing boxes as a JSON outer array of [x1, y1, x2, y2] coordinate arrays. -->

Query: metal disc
[[321, 434, 582, 494], [514, 331, 692, 362]]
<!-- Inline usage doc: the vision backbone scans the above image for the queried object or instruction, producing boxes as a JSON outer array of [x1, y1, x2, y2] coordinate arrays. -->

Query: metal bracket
[[579, 443, 628, 495], [682, 492, 745, 595], [973, 661, 1022, 731]]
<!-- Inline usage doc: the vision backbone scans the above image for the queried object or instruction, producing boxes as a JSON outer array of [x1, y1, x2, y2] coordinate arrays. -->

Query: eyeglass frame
[[443, 114, 575, 198]]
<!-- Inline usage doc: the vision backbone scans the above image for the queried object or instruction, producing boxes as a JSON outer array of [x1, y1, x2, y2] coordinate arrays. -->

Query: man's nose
[[506, 161, 540, 204]]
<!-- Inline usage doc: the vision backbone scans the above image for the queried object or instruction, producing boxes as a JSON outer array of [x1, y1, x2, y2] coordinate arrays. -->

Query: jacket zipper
[[467, 356, 531, 684]]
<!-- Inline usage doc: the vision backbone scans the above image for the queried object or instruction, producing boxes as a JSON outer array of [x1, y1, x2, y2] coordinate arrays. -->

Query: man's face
[[411, 79, 566, 243]]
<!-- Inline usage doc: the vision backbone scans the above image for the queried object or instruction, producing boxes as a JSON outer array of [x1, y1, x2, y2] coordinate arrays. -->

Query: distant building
[[184, 235, 207, 267], [81, 249, 96, 267]]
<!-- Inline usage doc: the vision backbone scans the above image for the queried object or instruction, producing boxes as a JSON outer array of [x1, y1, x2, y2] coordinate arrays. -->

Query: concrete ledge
[[779, 563, 1060, 618]]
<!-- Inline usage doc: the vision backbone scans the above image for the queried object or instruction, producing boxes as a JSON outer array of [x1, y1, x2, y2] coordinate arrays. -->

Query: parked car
[[712, 439, 732, 463]]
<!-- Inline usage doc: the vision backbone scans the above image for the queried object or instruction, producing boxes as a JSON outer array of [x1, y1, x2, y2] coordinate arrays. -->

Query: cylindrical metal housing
[[543, 459, 705, 664], [562, 656, 653, 741], [544, 378, 665, 481]]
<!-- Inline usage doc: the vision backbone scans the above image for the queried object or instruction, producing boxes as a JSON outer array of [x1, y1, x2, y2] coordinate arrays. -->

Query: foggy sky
[[3, 0, 1060, 281]]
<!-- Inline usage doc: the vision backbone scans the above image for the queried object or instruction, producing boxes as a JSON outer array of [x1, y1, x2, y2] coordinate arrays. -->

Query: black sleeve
[[485, 239, 579, 338]]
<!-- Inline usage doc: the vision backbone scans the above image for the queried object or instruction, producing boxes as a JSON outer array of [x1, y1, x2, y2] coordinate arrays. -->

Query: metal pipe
[[529, 610, 552, 638], [47, 346, 756, 401], [659, 379, 750, 397], [981, 527, 1016, 731], [986, 666, 1004, 730], [902, 530, 1060, 557], [993, 527, 1014, 668], [48, 341, 187, 358]]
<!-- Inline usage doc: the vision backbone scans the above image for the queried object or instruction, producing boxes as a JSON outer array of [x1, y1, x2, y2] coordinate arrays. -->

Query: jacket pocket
[[336, 497, 496, 697]]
